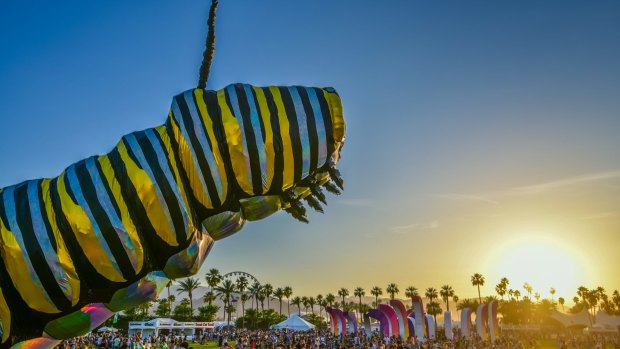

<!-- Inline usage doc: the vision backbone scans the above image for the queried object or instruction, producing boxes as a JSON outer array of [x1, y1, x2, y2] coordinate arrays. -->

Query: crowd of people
[[54, 327, 619, 349]]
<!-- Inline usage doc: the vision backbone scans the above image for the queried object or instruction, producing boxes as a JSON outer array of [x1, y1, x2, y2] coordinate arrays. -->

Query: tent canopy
[[271, 315, 315, 331], [550, 309, 591, 327], [98, 326, 118, 332]]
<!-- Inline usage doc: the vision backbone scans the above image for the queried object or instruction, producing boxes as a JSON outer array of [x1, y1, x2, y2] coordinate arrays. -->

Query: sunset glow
[[486, 236, 589, 301]]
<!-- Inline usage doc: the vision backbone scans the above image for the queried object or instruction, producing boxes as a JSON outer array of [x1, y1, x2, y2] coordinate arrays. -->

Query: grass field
[[185, 341, 218, 349]]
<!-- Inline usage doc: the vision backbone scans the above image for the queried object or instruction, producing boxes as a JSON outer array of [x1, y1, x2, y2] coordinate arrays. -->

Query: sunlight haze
[[1, 0, 618, 305]]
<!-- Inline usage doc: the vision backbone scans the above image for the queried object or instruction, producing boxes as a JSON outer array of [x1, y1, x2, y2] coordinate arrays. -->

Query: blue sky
[[1, 1, 619, 301]]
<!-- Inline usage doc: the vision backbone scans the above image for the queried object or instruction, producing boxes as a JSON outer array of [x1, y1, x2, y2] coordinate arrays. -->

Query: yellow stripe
[[40, 179, 81, 306], [268, 86, 295, 190], [323, 90, 346, 147], [116, 140, 179, 247], [97, 155, 144, 274], [0, 217, 59, 313], [252, 87, 275, 191], [169, 112, 214, 209], [192, 89, 229, 202], [154, 125, 193, 216], [217, 89, 253, 194], [56, 173, 125, 283], [0, 288, 10, 343]]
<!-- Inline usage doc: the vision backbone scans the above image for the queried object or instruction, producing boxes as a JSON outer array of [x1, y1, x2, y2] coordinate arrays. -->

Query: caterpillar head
[[200, 84, 346, 229], [166, 84, 344, 276]]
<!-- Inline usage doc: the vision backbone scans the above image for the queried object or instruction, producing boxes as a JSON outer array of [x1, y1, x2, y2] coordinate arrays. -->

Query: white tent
[[271, 315, 315, 331], [596, 311, 620, 328], [550, 309, 591, 327], [98, 326, 118, 332]]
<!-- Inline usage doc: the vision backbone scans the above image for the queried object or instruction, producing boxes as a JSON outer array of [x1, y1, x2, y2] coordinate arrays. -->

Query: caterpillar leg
[[9, 335, 59, 349]]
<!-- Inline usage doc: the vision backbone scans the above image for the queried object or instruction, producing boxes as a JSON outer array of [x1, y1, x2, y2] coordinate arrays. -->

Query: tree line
[[118, 270, 620, 329]]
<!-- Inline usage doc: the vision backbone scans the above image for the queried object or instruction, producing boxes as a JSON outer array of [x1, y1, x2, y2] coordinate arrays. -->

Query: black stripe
[[37, 182, 58, 252], [175, 94, 222, 208], [233, 84, 263, 194], [13, 182, 71, 310], [261, 87, 284, 193], [250, 87, 267, 143], [314, 88, 335, 166], [0, 187, 54, 334], [51, 176, 115, 290], [108, 148, 180, 270], [202, 90, 236, 208], [278, 87, 303, 183], [134, 130, 187, 244], [297, 87, 319, 174], [72, 161, 135, 280], [163, 116, 203, 230]]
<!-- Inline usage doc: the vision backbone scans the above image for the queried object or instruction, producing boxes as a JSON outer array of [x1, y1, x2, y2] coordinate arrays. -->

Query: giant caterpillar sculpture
[[0, 83, 345, 348]]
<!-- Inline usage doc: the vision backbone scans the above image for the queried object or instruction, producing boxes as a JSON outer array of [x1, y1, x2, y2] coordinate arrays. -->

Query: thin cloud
[[391, 220, 440, 234], [507, 170, 620, 196], [433, 193, 498, 205], [434, 169, 620, 204]]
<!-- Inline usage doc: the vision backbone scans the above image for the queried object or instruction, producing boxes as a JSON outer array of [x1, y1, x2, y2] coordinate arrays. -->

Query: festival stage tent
[[596, 311, 620, 328], [97, 327, 118, 332], [550, 309, 591, 327], [271, 315, 315, 331]]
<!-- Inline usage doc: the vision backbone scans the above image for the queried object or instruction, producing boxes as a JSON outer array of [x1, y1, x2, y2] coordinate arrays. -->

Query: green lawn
[[186, 341, 219, 349]]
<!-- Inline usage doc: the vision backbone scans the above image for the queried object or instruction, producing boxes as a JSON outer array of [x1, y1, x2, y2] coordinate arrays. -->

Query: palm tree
[[308, 296, 316, 315], [283, 286, 293, 315], [177, 277, 201, 319], [452, 295, 459, 313], [240, 293, 249, 327], [319, 298, 329, 317], [205, 268, 222, 290], [558, 297, 565, 311], [535, 292, 541, 302], [425, 287, 438, 303], [316, 294, 324, 317], [426, 301, 442, 326], [523, 282, 533, 299], [338, 288, 350, 308], [257, 289, 266, 312], [495, 281, 507, 301], [236, 276, 249, 327], [370, 286, 383, 308], [301, 296, 309, 314], [215, 279, 236, 324], [550, 288, 556, 302], [249, 282, 261, 314], [292, 296, 302, 315], [326, 293, 336, 308], [471, 273, 485, 304], [203, 291, 216, 306], [405, 286, 418, 309], [166, 280, 174, 315], [354, 287, 365, 320], [440, 285, 455, 312], [167, 294, 176, 317], [514, 290, 521, 301], [274, 287, 285, 315], [225, 304, 236, 324], [263, 283, 274, 310], [386, 283, 399, 299]]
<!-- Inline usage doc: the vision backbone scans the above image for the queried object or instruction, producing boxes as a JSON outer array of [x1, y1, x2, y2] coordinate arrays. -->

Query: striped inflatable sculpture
[[0, 83, 345, 348]]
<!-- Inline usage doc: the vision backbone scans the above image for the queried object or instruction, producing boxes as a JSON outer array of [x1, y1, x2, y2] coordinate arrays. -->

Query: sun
[[485, 236, 588, 300]]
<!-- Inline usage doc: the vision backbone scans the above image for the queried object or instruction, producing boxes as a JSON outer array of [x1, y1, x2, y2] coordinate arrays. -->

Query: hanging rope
[[197, 0, 219, 89]]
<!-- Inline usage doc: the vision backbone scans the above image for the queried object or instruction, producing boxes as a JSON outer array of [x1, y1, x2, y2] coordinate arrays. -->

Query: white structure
[[128, 318, 220, 337], [271, 315, 315, 331]]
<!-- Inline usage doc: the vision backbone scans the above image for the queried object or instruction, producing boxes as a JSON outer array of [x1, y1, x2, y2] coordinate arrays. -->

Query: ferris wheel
[[221, 271, 260, 284]]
